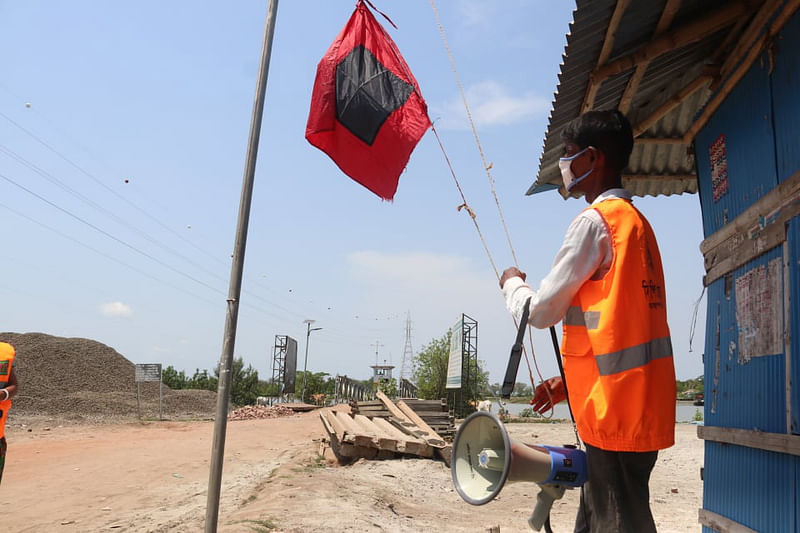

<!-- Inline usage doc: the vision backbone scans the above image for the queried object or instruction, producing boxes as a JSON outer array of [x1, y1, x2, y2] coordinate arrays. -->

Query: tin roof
[[530, 0, 766, 198]]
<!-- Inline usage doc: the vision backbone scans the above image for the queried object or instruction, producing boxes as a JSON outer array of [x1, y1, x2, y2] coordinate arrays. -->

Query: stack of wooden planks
[[353, 396, 455, 438], [320, 391, 451, 465]]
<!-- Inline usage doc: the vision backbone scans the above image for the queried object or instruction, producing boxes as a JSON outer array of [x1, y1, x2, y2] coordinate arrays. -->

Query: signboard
[[284, 337, 298, 393], [446, 317, 463, 389], [135, 363, 162, 382], [735, 258, 782, 362]]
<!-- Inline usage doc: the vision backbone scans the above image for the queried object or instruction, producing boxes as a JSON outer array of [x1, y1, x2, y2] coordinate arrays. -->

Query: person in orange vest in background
[[0, 342, 18, 485], [500, 110, 676, 533]]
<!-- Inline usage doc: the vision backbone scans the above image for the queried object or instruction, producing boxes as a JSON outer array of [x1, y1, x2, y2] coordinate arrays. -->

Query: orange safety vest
[[561, 198, 675, 452], [0, 343, 14, 439]]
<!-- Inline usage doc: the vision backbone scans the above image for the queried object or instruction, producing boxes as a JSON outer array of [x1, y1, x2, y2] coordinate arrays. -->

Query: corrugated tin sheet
[[530, 0, 752, 199], [695, 49, 777, 237], [789, 219, 800, 434], [702, 441, 797, 532], [702, 249, 786, 433], [771, 11, 800, 183]]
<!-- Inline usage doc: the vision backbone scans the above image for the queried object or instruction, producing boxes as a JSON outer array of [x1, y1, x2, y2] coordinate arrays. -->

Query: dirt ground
[[4, 410, 704, 532]]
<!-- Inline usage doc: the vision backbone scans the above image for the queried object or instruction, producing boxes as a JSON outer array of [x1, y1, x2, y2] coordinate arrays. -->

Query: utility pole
[[205, 1, 280, 531], [301, 319, 322, 403]]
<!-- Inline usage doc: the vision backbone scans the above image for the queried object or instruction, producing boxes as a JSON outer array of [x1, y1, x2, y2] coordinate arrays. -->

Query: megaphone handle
[[528, 485, 565, 531]]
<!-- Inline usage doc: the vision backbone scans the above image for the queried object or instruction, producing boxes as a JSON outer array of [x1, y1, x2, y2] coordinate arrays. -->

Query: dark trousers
[[574, 443, 658, 533], [0, 436, 6, 485]]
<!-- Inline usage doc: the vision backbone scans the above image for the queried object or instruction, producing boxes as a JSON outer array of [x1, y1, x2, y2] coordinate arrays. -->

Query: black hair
[[560, 110, 634, 173]]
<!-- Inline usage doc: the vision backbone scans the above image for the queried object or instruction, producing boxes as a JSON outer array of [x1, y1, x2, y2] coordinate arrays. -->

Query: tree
[[297, 371, 335, 401], [188, 369, 217, 391], [377, 378, 398, 398], [413, 332, 452, 400], [162, 365, 188, 390], [512, 381, 533, 398], [412, 331, 490, 405]]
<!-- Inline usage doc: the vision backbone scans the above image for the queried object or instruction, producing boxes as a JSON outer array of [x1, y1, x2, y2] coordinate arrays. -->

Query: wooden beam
[[582, 0, 632, 112], [622, 173, 695, 183], [698, 425, 800, 456], [700, 169, 800, 254], [698, 509, 759, 533], [720, 0, 783, 77], [633, 75, 712, 136], [618, 0, 682, 113], [592, 1, 749, 85], [699, 170, 800, 284], [685, 0, 800, 143], [634, 137, 685, 145]]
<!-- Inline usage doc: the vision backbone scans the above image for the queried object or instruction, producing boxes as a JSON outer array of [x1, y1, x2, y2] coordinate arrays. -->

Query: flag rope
[[427, 0, 568, 424]]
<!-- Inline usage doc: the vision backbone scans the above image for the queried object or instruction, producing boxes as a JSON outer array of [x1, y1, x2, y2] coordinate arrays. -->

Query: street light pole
[[301, 319, 322, 403]]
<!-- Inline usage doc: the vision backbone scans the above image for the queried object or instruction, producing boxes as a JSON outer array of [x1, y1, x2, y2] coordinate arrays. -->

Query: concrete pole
[[204, 1, 279, 531]]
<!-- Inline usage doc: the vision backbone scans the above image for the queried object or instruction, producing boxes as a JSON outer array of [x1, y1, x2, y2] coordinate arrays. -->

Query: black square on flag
[[336, 45, 414, 145]]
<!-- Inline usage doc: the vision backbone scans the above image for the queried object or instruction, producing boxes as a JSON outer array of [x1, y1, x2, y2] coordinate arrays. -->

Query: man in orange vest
[[500, 110, 676, 533], [0, 342, 18, 485]]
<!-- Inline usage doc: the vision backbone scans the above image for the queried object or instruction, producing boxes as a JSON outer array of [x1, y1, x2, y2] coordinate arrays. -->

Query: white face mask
[[559, 146, 593, 192]]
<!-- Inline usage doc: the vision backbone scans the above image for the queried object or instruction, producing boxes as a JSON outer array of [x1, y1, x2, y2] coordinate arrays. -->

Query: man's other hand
[[530, 376, 566, 413], [500, 267, 526, 289]]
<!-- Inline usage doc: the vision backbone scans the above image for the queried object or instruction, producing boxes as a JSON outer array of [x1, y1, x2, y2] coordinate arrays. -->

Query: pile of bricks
[[228, 405, 295, 421]]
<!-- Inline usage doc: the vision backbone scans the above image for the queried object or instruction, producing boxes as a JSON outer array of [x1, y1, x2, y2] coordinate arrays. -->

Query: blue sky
[[0, 1, 706, 387]]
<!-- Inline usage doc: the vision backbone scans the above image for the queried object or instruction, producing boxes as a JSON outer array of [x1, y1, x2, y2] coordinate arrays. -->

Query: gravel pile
[[228, 405, 296, 421], [0, 332, 217, 422]]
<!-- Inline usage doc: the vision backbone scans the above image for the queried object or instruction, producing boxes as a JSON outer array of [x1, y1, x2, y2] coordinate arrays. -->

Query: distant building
[[370, 362, 394, 385]]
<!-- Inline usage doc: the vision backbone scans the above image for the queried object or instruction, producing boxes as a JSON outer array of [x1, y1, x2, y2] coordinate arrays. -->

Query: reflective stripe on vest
[[564, 306, 601, 330], [594, 336, 673, 376]]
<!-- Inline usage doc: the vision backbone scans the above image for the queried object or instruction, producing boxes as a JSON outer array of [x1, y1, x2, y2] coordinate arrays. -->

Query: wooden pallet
[[354, 395, 455, 438], [319, 409, 435, 463]]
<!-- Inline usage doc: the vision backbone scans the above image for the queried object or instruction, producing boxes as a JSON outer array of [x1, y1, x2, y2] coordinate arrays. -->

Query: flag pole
[[204, 1, 279, 531]]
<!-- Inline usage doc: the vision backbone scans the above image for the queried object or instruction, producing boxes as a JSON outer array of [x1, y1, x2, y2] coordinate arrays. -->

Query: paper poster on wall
[[735, 257, 782, 362], [446, 317, 463, 389], [709, 134, 729, 202]]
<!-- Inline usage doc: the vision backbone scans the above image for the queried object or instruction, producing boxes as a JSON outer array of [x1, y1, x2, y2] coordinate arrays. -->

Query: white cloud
[[434, 81, 549, 130], [458, 0, 491, 27], [100, 301, 132, 318]]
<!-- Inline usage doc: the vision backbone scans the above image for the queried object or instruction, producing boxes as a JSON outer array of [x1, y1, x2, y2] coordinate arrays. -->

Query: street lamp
[[301, 319, 322, 403]]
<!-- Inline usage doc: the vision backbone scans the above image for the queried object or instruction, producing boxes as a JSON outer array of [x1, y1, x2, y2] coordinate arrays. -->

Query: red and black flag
[[306, 0, 431, 201]]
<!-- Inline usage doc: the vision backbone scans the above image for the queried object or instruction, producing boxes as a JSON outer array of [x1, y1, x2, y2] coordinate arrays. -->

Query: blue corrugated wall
[[697, 9, 800, 532], [695, 50, 777, 237]]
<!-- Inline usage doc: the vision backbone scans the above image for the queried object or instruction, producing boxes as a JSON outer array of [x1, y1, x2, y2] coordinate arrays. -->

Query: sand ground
[[4, 410, 703, 532]]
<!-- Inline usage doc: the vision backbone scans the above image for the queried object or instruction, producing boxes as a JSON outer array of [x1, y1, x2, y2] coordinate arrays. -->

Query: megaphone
[[451, 411, 587, 531]]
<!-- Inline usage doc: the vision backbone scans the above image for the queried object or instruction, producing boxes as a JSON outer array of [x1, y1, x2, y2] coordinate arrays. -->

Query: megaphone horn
[[451, 411, 587, 531]]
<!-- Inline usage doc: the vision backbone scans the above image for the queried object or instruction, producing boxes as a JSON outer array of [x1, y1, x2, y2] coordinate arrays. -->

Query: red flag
[[306, 1, 431, 201]]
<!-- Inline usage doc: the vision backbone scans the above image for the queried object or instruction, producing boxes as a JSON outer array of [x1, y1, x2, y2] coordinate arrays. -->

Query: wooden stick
[[720, 0, 782, 77], [582, 0, 632, 112], [633, 75, 712, 136], [618, 0, 682, 113], [634, 137, 685, 145]]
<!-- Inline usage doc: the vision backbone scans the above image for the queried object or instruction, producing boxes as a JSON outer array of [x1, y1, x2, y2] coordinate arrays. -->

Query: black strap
[[501, 296, 531, 398], [549, 326, 576, 425]]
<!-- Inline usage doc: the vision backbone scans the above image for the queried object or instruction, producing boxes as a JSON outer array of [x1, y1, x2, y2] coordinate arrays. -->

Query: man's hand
[[530, 376, 566, 414], [499, 267, 526, 289]]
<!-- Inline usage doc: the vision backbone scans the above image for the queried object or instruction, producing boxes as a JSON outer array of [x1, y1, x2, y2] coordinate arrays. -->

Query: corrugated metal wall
[[771, 12, 800, 184], [774, 10, 800, 440], [701, 249, 786, 433], [695, 50, 777, 237], [697, 11, 800, 532], [703, 442, 796, 531]]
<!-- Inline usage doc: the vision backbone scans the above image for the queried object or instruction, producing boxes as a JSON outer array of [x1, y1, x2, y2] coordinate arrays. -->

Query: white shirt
[[502, 188, 633, 328]]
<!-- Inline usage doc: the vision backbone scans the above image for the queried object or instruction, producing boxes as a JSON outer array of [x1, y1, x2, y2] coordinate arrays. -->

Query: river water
[[498, 400, 703, 423]]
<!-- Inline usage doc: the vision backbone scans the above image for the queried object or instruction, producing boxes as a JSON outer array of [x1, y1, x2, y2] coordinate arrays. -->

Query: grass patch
[[232, 518, 279, 532], [291, 453, 325, 473]]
